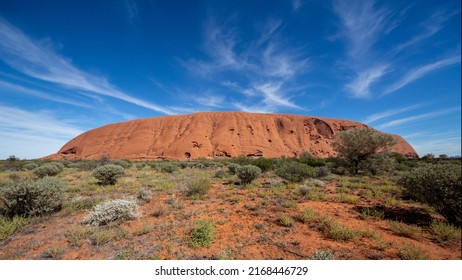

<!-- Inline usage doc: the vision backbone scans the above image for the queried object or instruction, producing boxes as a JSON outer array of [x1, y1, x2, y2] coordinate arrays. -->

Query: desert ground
[[0, 157, 460, 260]]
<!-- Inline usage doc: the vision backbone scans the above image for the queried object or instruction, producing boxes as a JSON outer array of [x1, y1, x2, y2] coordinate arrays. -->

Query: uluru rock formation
[[47, 112, 418, 160]]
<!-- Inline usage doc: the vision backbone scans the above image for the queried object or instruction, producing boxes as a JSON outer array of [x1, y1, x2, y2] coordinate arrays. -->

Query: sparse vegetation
[[33, 163, 62, 178], [0, 157, 460, 260]]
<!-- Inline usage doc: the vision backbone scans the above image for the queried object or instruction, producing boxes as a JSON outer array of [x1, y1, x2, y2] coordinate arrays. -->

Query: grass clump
[[0, 177, 66, 216], [0, 216, 27, 241], [301, 207, 317, 223], [85, 199, 139, 226], [236, 165, 261, 184], [360, 207, 385, 220], [65, 228, 92, 247], [397, 243, 429, 260], [278, 213, 294, 227], [186, 178, 212, 199], [334, 194, 360, 204], [137, 188, 153, 204], [92, 164, 125, 185], [190, 220, 215, 247], [388, 220, 422, 240], [430, 220, 461, 245], [319, 215, 358, 242]]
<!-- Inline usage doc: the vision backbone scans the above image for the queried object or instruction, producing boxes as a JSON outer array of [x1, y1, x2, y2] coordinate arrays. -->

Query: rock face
[[47, 112, 418, 160]]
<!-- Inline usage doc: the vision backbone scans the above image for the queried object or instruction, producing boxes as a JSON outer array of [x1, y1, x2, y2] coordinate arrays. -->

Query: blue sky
[[0, 0, 460, 159]]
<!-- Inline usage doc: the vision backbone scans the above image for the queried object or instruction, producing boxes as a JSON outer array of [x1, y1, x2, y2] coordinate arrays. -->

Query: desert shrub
[[92, 164, 125, 185], [301, 207, 317, 223], [23, 163, 39, 171], [316, 166, 330, 177], [73, 160, 98, 171], [298, 157, 326, 167], [299, 185, 311, 196], [0, 178, 66, 216], [135, 162, 146, 170], [158, 163, 178, 173], [137, 188, 152, 204], [186, 178, 212, 198], [85, 199, 139, 226], [360, 153, 398, 175], [275, 161, 316, 182], [50, 162, 65, 172], [190, 220, 215, 247], [214, 168, 227, 178], [398, 164, 461, 226], [252, 158, 274, 172], [0, 216, 28, 241], [5, 155, 20, 171], [112, 160, 131, 169], [311, 249, 334, 260], [311, 179, 325, 187], [227, 163, 240, 175], [33, 163, 62, 178], [236, 165, 261, 184]]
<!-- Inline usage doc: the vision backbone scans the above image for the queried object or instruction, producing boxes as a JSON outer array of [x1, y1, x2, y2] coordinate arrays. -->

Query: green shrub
[[298, 157, 326, 167], [190, 220, 215, 247], [316, 166, 330, 177], [159, 163, 178, 173], [398, 164, 461, 226], [50, 162, 65, 172], [236, 165, 261, 184], [92, 164, 125, 185], [253, 158, 274, 172], [301, 207, 317, 223], [135, 162, 146, 170], [187, 178, 212, 198], [0, 178, 66, 216], [275, 161, 316, 182], [112, 160, 131, 169], [227, 163, 240, 175], [23, 163, 39, 171], [214, 168, 227, 178], [33, 164, 62, 178], [85, 199, 139, 226]]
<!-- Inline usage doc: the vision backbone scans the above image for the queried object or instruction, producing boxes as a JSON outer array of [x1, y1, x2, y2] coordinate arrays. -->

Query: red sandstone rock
[[46, 112, 418, 160]]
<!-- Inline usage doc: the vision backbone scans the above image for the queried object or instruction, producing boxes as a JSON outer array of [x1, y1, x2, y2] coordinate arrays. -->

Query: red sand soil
[[1, 177, 459, 260], [46, 112, 418, 161]]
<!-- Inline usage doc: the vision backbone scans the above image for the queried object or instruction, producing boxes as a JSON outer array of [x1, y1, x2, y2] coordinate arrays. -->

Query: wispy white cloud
[[346, 64, 389, 98], [363, 103, 424, 124], [376, 107, 460, 129], [182, 16, 309, 113], [333, 0, 394, 60], [0, 80, 92, 108], [0, 17, 175, 115], [124, 0, 139, 23], [393, 9, 459, 53], [382, 55, 461, 95], [0, 105, 84, 159], [292, 0, 302, 11]]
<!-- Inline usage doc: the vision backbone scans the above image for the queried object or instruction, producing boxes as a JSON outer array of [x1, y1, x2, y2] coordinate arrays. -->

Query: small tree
[[332, 128, 397, 174]]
